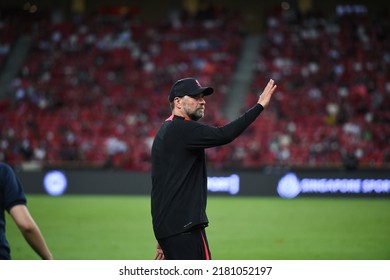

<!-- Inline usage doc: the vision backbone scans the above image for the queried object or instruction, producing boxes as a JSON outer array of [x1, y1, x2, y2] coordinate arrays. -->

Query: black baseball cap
[[169, 78, 214, 102]]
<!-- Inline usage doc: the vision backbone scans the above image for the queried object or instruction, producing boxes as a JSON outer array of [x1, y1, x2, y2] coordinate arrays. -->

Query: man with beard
[[151, 77, 276, 260]]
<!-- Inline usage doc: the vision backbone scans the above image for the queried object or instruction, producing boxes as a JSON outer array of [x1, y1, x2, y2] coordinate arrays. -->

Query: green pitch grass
[[5, 195, 390, 260]]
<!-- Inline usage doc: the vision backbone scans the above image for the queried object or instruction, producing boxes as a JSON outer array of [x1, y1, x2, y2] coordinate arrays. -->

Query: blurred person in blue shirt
[[0, 162, 52, 260]]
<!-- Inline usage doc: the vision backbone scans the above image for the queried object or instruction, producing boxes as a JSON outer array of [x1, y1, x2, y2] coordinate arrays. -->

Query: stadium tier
[[0, 2, 389, 171]]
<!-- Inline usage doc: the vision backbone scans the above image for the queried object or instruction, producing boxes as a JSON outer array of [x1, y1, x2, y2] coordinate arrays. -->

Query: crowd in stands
[[0, 5, 243, 171], [0, 4, 389, 171], [245, 5, 389, 169]]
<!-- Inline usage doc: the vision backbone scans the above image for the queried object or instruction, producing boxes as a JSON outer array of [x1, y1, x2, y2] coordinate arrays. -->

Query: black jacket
[[151, 104, 264, 239]]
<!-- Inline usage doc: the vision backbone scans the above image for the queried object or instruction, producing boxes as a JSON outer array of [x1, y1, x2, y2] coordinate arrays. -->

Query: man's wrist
[[257, 103, 264, 110]]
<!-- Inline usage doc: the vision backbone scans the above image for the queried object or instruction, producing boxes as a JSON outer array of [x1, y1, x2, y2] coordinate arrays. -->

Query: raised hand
[[258, 79, 277, 108]]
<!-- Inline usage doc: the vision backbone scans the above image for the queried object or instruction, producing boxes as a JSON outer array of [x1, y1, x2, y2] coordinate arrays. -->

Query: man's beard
[[187, 108, 204, 121]]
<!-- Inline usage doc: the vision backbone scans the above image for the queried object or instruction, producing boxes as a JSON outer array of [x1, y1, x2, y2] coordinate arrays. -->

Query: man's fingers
[[264, 79, 276, 93], [258, 79, 277, 108], [155, 249, 165, 260]]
